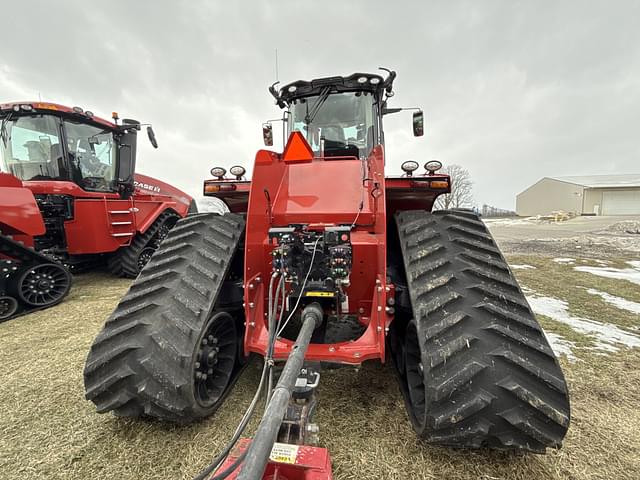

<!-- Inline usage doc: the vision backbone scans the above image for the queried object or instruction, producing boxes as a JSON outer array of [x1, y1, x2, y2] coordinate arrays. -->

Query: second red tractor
[[0, 102, 194, 321]]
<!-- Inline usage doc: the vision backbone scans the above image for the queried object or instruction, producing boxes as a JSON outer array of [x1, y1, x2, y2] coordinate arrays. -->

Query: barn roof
[[549, 174, 640, 188]]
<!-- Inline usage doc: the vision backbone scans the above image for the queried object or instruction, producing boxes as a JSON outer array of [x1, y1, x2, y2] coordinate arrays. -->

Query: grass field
[[1, 254, 639, 480]]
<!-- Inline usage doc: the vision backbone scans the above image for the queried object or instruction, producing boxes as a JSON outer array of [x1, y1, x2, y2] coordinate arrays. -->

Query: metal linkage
[[236, 303, 323, 480]]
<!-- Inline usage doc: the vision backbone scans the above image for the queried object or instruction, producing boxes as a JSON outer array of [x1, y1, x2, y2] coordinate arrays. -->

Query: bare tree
[[434, 164, 474, 210]]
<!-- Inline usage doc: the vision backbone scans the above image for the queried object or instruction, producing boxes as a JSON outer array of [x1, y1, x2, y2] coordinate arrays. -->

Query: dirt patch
[[497, 235, 640, 258], [599, 220, 640, 235]]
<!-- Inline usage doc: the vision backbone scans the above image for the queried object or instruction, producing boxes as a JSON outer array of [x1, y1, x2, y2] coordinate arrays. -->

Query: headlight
[[287, 85, 297, 93], [229, 165, 246, 179], [369, 77, 381, 85], [210, 167, 226, 178], [357, 76, 368, 84], [424, 160, 443, 173], [401, 160, 419, 176]]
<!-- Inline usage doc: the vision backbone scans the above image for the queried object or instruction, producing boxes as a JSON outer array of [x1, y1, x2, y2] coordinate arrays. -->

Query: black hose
[[206, 450, 248, 480], [193, 272, 286, 480], [192, 358, 269, 480]]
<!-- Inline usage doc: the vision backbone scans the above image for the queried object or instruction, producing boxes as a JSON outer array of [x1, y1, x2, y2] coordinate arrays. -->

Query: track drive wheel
[[108, 210, 180, 278], [15, 263, 72, 308], [394, 209, 570, 452], [84, 213, 246, 422]]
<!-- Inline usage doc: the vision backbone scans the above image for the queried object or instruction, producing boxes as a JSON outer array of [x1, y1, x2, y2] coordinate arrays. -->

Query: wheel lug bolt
[[201, 373, 207, 381], [207, 369, 213, 375], [208, 335, 214, 342], [202, 338, 208, 345], [195, 372, 203, 380], [195, 361, 200, 368]]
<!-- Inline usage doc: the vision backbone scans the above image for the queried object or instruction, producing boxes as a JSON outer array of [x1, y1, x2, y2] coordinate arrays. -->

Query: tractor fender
[[133, 204, 180, 235], [0, 173, 46, 238], [133, 173, 193, 217]]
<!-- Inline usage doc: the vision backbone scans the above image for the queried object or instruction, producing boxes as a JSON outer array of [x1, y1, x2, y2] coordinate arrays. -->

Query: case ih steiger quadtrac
[[85, 70, 570, 479], [0, 102, 194, 321]]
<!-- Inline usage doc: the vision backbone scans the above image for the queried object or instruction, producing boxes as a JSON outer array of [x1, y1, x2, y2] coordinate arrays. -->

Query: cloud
[[2, 0, 639, 208]]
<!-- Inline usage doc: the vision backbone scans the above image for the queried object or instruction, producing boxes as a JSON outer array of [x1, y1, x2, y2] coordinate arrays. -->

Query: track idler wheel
[[136, 246, 156, 272], [193, 312, 238, 409], [16, 263, 71, 308], [403, 320, 427, 427], [0, 296, 19, 321]]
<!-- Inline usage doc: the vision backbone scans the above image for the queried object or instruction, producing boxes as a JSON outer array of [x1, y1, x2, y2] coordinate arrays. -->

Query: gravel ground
[[488, 215, 640, 258]]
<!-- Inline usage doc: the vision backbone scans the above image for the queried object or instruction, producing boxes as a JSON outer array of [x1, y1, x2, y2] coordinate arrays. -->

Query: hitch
[[215, 303, 333, 480]]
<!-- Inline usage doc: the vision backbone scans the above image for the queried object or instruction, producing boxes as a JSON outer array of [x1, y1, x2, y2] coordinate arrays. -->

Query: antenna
[[38, 92, 42, 101], [275, 49, 279, 82]]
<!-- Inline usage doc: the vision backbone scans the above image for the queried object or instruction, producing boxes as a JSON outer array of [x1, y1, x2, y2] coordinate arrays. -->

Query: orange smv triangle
[[282, 131, 314, 164]]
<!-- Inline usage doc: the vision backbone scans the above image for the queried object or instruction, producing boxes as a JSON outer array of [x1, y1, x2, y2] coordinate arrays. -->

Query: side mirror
[[262, 123, 274, 146], [147, 126, 158, 149], [412, 110, 424, 137]]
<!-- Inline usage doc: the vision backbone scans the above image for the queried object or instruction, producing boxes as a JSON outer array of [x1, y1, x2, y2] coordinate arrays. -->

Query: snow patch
[[553, 258, 575, 264], [526, 294, 640, 352], [585, 288, 640, 315], [510, 264, 536, 270], [197, 196, 229, 214], [543, 332, 577, 362], [574, 261, 640, 286]]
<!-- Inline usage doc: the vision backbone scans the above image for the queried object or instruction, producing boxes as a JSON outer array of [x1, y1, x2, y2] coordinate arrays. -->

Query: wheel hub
[[192, 312, 238, 408]]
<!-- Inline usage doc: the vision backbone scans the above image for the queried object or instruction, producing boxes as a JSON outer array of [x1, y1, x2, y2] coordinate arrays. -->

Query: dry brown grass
[[1, 267, 639, 480]]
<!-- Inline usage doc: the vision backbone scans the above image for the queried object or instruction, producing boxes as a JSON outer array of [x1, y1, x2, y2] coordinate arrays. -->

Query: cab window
[[63, 119, 116, 192], [0, 114, 65, 181]]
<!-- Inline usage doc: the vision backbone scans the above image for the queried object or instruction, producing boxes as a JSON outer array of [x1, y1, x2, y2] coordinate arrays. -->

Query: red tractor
[[0, 102, 194, 321], [85, 71, 570, 479]]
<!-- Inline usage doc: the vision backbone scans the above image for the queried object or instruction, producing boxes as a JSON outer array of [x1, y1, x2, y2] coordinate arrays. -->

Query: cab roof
[[0, 101, 116, 129], [277, 72, 386, 105]]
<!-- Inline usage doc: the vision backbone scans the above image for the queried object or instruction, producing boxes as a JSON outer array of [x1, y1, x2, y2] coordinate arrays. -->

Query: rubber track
[[84, 213, 245, 422], [395, 209, 570, 452], [107, 210, 180, 278], [0, 231, 72, 322]]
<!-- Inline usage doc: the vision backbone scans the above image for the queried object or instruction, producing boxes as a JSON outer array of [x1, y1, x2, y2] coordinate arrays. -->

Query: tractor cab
[[265, 71, 425, 158], [0, 102, 148, 198], [206, 71, 447, 215], [264, 73, 388, 159]]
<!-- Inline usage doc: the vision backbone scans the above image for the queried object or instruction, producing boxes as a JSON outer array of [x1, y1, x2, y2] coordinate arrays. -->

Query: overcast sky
[[2, 0, 639, 209]]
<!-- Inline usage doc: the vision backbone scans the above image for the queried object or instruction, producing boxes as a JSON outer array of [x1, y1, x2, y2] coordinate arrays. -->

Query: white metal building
[[516, 174, 640, 216]]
